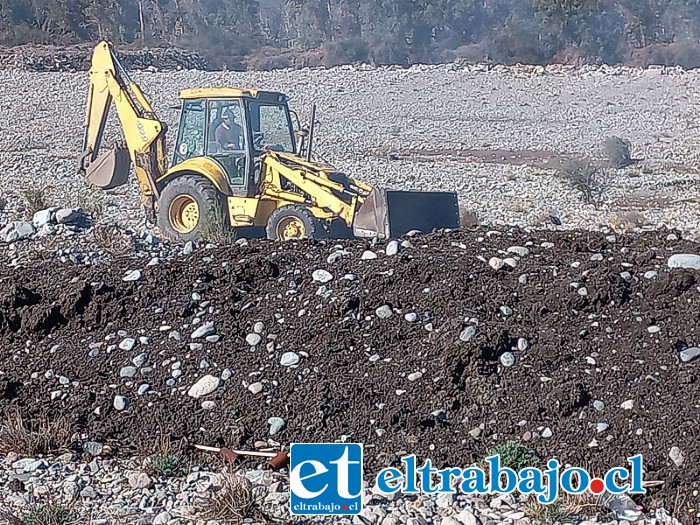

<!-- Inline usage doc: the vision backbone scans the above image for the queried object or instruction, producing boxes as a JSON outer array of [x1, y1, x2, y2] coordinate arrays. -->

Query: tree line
[[2, 0, 700, 69]]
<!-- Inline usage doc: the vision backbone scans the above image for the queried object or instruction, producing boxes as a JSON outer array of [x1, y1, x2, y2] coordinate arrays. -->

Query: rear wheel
[[266, 205, 318, 241], [158, 175, 227, 243]]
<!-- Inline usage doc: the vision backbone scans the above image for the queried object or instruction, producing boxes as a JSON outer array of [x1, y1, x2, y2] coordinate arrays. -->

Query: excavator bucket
[[84, 145, 131, 190], [352, 188, 460, 239]]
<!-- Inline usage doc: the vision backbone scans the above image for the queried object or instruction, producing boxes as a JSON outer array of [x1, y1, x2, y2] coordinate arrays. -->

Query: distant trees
[[3, 0, 700, 68]]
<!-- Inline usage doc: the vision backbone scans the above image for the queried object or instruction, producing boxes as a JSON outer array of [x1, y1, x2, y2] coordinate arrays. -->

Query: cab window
[[247, 102, 294, 153], [174, 100, 205, 162]]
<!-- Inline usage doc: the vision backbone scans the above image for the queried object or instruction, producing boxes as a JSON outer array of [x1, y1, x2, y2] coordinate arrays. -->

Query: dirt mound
[[1, 227, 699, 518]]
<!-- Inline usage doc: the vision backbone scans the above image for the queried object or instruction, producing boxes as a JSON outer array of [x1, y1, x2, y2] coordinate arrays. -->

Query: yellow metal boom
[[79, 41, 168, 208]]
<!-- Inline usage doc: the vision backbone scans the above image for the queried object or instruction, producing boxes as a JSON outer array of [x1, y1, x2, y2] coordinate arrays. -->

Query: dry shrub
[[197, 469, 268, 524], [459, 206, 480, 228], [557, 158, 609, 209], [0, 408, 74, 456], [612, 211, 647, 230]]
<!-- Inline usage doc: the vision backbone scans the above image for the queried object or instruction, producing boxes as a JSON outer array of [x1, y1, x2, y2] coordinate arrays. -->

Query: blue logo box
[[289, 443, 364, 515]]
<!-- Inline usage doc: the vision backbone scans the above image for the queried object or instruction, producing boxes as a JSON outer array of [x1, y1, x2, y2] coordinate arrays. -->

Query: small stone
[[668, 254, 700, 270], [153, 511, 171, 525], [386, 241, 399, 256], [120, 366, 137, 378], [122, 270, 142, 282], [507, 246, 529, 257], [680, 347, 700, 363], [621, 399, 634, 410], [500, 352, 516, 367], [517, 338, 530, 351], [404, 312, 418, 322], [280, 352, 300, 366], [312, 269, 333, 283], [644, 271, 658, 279], [542, 427, 552, 438], [137, 384, 150, 396], [268, 417, 286, 435], [407, 372, 423, 381], [82, 441, 103, 456], [248, 382, 263, 394], [593, 400, 605, 411], [132, 353, 148, 367], [183, 241, 195, 255], [55, 208, 80, 224], [669, 446, 684, 466], [518, 274, 528, 284], [187, 375, 221, 399], [647, 325, 661, 334], [596, 423, 609, 433], [246, 333, 262, 346], [489, 257, 504, 270], [253, 322, 265, 334], [578, 287, 588, 296], [376, 305, 393, 319], [119, 338, 136, 351], [113, 396, 129, 411], [191, 322, 216, 339], [128, 472, 153, 489], [361, 250, 378, 260], [459, 326, 476, 342], [201, 401, 216, 410], [499, 305, 513, 316]]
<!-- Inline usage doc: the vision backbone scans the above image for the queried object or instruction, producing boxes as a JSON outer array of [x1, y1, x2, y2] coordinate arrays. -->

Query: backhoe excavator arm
[[79, 41, 168, 209], [260, 151, 372, 224]]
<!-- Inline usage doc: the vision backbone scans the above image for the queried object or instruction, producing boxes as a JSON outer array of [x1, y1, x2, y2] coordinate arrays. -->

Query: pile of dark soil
[[0, 227, 699, 519]]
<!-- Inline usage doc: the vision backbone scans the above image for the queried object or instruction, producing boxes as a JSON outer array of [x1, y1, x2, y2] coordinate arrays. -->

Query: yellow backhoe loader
[[78, 41, 460, 242]]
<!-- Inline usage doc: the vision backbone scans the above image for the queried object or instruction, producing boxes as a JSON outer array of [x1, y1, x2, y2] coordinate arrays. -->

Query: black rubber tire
[[157, 174, 226, 243], [266, 205, 318, 241]]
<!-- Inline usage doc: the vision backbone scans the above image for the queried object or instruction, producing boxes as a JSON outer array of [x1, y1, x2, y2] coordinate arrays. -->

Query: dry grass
[[21, 186, 53, 219], [92, 224, 135, 256], [0, 499, 79, 525], [196, 468, 268, 524], [0, 408, 74, 456], [143, 424, 187, 479]]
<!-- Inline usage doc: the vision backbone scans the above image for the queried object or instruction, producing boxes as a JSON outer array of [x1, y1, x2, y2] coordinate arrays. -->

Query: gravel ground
[[1, 63, 700, 240], [2, 63, 700, 525]]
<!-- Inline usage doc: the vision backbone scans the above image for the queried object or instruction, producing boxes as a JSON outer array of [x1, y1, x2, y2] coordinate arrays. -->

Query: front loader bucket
[[84, 145, 131, 190], [352, 188, 460, 239]]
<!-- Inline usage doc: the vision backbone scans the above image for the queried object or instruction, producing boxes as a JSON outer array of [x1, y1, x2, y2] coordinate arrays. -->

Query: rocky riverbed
[[1, 62, 700, 525]]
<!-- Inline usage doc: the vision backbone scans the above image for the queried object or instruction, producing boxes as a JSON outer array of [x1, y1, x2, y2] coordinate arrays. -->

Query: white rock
[[187, 375, 221, 398], [668, 254, 700, 270], [280, 352, 300, 366], [122, 270, 142, 282], [312, 269, 333, 283], [32, 208, 53, 228], [55, 208, 80, 224], [669, 446, 684, 466], [361, 250, 378, 260], [489, 257, 504, 270], [191, 322, 216, 339], [385, 240, 400, 256], [621, 399, 634, 410]]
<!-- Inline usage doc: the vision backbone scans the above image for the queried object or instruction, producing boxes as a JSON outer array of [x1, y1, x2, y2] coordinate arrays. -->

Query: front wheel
[[157, 175, 227, 243], [266, 205, 318, 241]]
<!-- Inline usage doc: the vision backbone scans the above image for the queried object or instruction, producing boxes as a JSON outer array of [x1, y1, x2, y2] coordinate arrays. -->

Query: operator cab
[[172, 88, 296, 197]]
